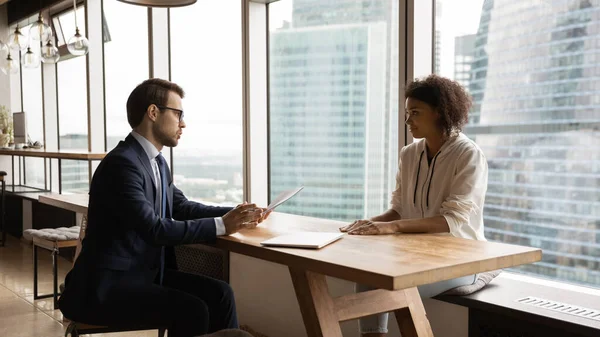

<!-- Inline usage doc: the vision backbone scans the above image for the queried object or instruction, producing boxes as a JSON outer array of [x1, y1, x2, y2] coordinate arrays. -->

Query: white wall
[[231, 253, 468, 337]]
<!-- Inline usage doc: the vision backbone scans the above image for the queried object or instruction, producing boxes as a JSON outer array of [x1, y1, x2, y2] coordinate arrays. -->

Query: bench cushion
[[23, 226, 80, 242], [442, 269, 502, 296]]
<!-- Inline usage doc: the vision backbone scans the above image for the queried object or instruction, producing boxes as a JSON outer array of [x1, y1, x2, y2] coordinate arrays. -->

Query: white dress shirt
[[130, 131, 226, 236]]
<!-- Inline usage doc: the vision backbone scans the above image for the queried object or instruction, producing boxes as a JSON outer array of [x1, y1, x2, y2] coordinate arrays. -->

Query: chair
[[62, 216, 167, 337], [0, 171, 6, 247], [26, 226, 79, 309]]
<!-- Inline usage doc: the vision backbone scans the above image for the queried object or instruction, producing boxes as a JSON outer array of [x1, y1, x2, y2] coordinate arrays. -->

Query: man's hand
[[222, 203, 264, 235], [258, 210, 272, 223], [339, 219, 371, 232]]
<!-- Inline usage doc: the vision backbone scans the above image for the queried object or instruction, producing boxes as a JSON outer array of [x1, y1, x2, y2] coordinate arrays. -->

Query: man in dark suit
[[59, 78, 267, 337]]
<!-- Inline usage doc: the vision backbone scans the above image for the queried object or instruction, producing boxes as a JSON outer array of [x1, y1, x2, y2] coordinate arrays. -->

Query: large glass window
[[104, 1, 149, 150], [170, 1, 243, 206], [268, 0, 400, 221], [434, 0, 600, 287], [57, 56, 89, 193]]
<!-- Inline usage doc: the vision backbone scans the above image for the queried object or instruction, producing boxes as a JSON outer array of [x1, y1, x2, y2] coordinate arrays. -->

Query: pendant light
[[7, 25, 28, 52], [29, 12, 53, 43], [67, 0, 89, 56], [41, 39, 60, 64], [1, 53, 19, 75], [22, 47, 41, 69], [117, 0, 197, 7]]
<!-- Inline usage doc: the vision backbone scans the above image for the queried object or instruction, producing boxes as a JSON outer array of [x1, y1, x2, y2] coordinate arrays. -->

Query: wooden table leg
[[394, 287, 434, 337], [289, 268, 343, 337], [289, 267, 434, 337]]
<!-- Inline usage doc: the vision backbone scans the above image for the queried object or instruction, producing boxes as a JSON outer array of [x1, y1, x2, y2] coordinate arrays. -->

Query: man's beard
[[154, 125, 177, 148]]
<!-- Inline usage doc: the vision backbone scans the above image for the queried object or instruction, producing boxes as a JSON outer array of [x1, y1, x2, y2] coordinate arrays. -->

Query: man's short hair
[[126, 78, 185, 128]]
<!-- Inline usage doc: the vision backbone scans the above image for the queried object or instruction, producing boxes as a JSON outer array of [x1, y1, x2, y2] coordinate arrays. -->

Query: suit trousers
[[68, 268, 238, 337]]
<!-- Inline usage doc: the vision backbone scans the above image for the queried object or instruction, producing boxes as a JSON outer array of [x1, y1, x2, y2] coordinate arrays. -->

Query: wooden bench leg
[[289, 268, 434, 337]]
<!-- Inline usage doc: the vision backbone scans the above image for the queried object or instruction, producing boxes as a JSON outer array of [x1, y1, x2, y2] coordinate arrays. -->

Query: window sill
[[436, 271, 600, 336]]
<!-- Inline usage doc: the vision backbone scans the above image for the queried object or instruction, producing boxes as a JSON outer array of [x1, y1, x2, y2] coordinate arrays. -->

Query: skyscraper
[[434, 1, 443, 74], [467, 0, 600, 286], [454, 34, 476, 88], [269, 0, 398, 221], [60, 134, 90, 193]]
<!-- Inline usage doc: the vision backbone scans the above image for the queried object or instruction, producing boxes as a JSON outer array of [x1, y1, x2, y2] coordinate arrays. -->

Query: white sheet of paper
[[267, 186, 304, 212]]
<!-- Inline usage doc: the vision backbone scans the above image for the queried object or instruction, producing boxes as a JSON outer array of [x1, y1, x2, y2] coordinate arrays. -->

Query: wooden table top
[[37, 193, 542, 290], [0, 148, 105, 160], [39, 193, 89, 214], [218, 213, 541, 290]]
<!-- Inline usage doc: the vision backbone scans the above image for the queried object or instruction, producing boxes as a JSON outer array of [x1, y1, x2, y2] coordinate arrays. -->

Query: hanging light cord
[[73, 0, 78, 29]]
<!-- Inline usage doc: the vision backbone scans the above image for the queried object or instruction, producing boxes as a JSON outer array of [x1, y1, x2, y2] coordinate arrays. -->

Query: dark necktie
[[156, 153, 168, 285]]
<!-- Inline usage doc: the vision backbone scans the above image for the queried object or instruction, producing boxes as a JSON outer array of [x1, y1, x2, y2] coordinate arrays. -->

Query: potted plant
[[0, 105, 13, 148]]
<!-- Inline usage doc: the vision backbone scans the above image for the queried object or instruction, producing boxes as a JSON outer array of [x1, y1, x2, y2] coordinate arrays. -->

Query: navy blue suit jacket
[[59, 135, 233, 317]]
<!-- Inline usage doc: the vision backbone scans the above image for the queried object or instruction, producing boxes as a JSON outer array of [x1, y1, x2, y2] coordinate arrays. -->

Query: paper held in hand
[[267, 186, 304, 212]]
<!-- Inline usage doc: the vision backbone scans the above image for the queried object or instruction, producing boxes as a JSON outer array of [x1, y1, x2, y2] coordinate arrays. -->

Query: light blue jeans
[[357, 274, 477, 334]]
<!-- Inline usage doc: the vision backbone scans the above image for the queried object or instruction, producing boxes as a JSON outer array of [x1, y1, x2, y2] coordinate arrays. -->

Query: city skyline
[[269, 0, 399, 221], [459, 0, 600, 286]]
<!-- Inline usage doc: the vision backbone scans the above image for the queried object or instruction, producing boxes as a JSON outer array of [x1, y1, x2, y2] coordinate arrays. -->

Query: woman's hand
[[347, 221, 398, 235], [339, 219, 372, 232]]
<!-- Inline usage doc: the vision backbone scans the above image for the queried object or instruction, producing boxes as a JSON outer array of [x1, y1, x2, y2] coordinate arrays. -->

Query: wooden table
[[39, 193, 89, 215], [39, 193, 542, 337]]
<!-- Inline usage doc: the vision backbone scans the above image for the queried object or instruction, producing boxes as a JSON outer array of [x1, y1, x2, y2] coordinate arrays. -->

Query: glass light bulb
[[67, 28, 89, 56], [1, 54, 19, 75], [22, 47, 40, 69], [8, 26, 28, 52], [41, 41, 60, 63], [29, 15, 52, 42]]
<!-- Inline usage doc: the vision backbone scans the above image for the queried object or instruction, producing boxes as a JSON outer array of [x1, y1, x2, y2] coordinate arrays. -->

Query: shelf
[[0, 148, 105, 160], [5, 186, 54, 201]]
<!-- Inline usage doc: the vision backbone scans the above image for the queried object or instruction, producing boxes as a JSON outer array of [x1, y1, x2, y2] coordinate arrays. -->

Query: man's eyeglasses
[[155, 104, 184, 122]]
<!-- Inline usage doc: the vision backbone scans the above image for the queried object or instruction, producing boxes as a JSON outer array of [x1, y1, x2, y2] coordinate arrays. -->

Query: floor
[[0, 235, 157, 337]]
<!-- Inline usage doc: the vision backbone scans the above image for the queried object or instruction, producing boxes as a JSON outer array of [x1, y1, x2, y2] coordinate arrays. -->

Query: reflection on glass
[[435, 0, 600, 287], [170, 1, 243, 206], [61, 159, 89, 193], [21, 60, 45, 189], [268, 0, 400, 221], [58, 56, 89, 192], [104, 0, 149, 150], [25, 158, 45, 190]]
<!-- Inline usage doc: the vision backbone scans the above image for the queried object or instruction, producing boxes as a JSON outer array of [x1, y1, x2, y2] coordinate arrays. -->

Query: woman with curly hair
[[340, 74, 488, 337]]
